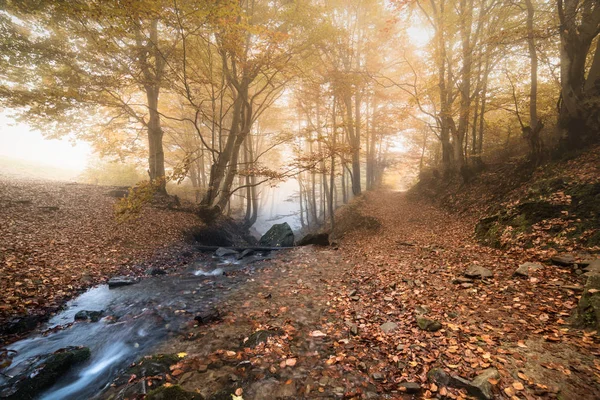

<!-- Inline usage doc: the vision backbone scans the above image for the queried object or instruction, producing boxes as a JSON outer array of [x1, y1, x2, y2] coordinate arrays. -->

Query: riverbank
[[0, 177, 201, 344]]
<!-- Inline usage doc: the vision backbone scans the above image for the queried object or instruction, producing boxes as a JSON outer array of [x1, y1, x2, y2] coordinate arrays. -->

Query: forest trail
[[106, 190, 599, 400], [1, 184, 599, 399]]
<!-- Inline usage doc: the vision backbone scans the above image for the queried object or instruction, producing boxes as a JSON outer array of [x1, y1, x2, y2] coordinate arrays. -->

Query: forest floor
[[1, 171, 599, 399], [140, 190, 599, 400], [0, 176, 200, 343]]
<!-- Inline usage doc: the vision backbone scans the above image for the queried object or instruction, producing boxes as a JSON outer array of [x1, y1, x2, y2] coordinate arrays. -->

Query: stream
[[0, 251, 272, 400]]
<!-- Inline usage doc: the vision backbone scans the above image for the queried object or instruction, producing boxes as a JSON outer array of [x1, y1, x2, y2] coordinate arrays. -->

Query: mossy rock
[[146, 385, 203, 400], [527, 177, 568, 196], [243, 329, 278, 348], [114, 354, 180, 385], [1, 346, 90, 400], [574, 274, 600, 329]]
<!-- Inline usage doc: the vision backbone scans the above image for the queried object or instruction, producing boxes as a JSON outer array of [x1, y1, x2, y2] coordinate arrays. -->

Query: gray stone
[[464, 265, 493, 279], [416, 316, 442, 332], [551, 254, 576, 266], [74, 310, 103, 322], [108, 276, 138, 288], [471, 368, 500, 400], [214, 247, 238, 257], [461, 283, 473, 288], [584, 260, 600, 274], [427, 368, 450, 386], [380, 321, 398, 334], [237, 249, 255, 259], [346, 322, 358, 336], [398, 382, 421, 394], [372, 372, 384, 381], [259, 222, 295, 247], [575, 273, 600, 329], [515, 262, 543, 277]]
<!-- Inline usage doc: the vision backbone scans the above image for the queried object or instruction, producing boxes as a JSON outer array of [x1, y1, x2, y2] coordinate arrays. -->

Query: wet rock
[[108, 276, 138, 288], [115, 354, 180, 386], [237, 249, 255, 259], [399, 382, 421, 394], [214, 247, 238, 257], [259, 222, 294, 247], [297, 233, 330, 246], [74, 310, 103, 322], [146, 385, 203, 400], [146, 267, 167, 276], [575, 273, 600, 329], [514, 262, 543, 277], [243, 330, 278, 348], [380, 321, 398, 334], [416, 316, 442, 332], [551, 254, 576, 266], [0, 315, 43, 335], [464, 265, 493, 279], [0, 346, 90, 400], [194, 308, 220, 325]]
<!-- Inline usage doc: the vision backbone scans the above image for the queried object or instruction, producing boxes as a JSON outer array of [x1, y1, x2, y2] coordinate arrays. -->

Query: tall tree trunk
[[525, 0, 543, 163]]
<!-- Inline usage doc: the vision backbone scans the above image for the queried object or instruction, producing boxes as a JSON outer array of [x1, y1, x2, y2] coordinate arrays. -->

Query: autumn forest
[[0, 0, 599, 399]]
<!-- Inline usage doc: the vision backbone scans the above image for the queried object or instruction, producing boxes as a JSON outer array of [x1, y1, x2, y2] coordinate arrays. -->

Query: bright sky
[[0, 112, 92, 171]]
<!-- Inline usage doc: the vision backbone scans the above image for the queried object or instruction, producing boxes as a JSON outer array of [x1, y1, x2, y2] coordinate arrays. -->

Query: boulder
[[108, 276, 138, 288], [514, 262, 543, 277], [416, 316, 442, 332], [584, 260, 600, 274], [464, 265, 493, 279], [551, 254, 576, 266], [0, 346, 90, 400], [575, 273, 600, 329], [259, 223, 294, 247], [380, 321, 398, 334], [214, 247, 238, 257], [194, 308, 220, 325], [470, 368, 500, 400], [74, 310, 103, 322], [297, 233, 330, 246]]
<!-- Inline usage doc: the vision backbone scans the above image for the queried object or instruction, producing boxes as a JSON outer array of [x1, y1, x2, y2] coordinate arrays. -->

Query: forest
[[0, 0, 600, 399], [1, 0, 597, 227]]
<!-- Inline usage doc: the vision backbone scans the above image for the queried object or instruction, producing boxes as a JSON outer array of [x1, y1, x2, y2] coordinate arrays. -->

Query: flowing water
[[0, 252, 270, 400]]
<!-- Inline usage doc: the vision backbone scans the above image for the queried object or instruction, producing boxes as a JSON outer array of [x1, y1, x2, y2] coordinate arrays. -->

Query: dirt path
[[117, 191, 599, 400]]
